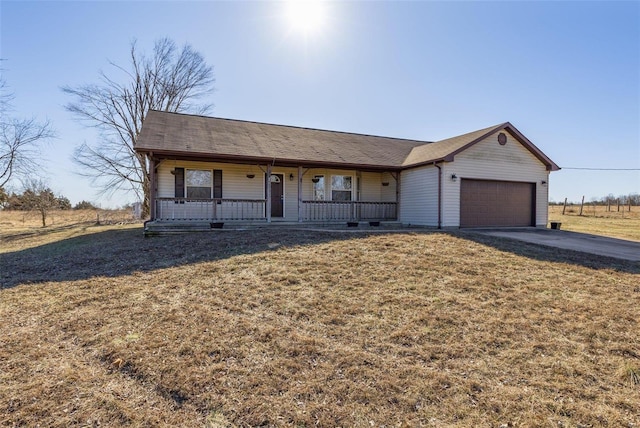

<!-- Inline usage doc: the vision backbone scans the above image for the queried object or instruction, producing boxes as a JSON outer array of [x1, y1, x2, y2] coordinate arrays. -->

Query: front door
[[266, 174, 284, 218]]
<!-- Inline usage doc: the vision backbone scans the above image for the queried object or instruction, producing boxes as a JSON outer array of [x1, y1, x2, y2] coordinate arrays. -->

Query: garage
[[460, 179, 535, 227]]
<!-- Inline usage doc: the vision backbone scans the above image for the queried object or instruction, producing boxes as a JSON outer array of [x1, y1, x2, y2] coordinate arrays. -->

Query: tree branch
[[63, 38, 215, 217]]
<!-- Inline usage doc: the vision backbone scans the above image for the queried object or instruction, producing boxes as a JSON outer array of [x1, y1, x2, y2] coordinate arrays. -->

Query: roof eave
[[137, 148, 403, 171], [401, 156, 454, 169]]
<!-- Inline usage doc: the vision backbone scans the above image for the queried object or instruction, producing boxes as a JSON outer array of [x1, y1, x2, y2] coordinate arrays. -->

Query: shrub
[[74, 200, 97, 210]]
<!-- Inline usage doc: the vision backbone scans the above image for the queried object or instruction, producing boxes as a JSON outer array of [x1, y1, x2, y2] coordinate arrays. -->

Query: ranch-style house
[[136, 110, 559, 230]]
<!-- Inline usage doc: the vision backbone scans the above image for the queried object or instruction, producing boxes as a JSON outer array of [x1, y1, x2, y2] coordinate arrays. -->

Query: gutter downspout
[[434, 162, 442, 229]]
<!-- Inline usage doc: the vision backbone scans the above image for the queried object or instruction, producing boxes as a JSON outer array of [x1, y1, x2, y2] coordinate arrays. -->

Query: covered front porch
[[149, 158, 400, 225]]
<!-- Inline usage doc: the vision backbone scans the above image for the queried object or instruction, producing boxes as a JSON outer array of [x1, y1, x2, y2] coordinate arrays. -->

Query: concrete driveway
[[476, 229, 640, 262]]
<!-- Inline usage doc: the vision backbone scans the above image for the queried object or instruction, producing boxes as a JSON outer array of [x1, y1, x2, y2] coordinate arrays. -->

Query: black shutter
[[174, 167, 185, 198], [213, 170, 222, 199]]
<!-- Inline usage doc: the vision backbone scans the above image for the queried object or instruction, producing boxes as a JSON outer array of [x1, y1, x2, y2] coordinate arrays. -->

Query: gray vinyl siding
[[399, 166, 438, 226], [380, 172, 397, 202], [360, 172, 381, 201], [441, 132, 549, 227]]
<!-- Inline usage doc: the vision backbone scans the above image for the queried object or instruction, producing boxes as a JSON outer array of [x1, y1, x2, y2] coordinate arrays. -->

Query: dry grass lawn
[[549, 204, 640, 241], [1, 211, 639, 427]]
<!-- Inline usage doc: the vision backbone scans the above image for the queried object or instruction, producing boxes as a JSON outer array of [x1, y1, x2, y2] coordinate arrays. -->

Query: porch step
[[143, 221, 217, 235]]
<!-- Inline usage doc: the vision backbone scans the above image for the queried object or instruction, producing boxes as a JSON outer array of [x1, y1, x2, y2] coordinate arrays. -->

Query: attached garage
[[460, 179, 535, 228]]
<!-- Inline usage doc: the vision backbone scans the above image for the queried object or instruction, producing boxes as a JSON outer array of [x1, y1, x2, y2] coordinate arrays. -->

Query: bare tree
[[0, 186, 7, 208], [62, 38, 215, 218], [19, 178, 60, 227], [0, 75, 54, 189]]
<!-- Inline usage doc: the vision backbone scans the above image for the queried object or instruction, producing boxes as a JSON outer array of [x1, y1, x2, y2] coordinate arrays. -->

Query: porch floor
[[143, 220, 405, 236]]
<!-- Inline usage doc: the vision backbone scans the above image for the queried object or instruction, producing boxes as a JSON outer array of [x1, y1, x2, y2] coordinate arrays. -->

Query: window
[[175, 168, 222, 199], [313, 175, 325, 200], [331, 175, 352, 201], [186, 169, 212, 198]]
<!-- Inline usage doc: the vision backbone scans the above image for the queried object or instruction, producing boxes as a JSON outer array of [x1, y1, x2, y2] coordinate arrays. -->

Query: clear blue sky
[[1, 0, 638, 206]]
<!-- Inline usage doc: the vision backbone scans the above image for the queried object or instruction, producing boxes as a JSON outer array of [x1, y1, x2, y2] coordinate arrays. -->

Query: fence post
[[617, 199, 620, 212], [562, 197, 567, 215], [579, 196, 585, 216]]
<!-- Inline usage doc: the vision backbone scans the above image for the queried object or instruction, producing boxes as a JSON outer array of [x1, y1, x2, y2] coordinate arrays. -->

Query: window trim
[[263, 172, 286, 218], [330, 174, 354, 202], [185, 168, 213, 199]]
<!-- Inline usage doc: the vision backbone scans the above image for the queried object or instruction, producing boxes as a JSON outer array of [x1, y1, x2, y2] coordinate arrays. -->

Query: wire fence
[[550, 198, 638, 219]]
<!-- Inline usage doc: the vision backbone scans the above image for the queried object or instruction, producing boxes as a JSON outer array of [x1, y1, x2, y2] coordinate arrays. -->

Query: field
[[549, 204, 640, 241], [1, 210, 639, 427]]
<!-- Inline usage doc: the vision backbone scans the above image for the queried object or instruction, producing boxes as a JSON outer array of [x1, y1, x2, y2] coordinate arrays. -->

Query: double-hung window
[[186, 169, 212, 199], [331, 175, 352, 201]]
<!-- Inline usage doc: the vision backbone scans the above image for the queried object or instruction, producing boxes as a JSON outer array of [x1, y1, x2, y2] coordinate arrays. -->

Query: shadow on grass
[[3, 227, 638, 289], [0, 221, 100, 243], [0, 227, 372, 289], [454, 230, 640, 275]]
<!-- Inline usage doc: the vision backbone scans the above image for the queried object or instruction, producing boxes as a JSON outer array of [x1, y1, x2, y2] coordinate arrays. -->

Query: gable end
[[446, 123, 560, 171]]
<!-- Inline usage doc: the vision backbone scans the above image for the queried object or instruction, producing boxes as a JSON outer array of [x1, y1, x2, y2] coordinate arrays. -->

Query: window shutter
[[213, 170, 223, 198], [174, 167, 185, 198]]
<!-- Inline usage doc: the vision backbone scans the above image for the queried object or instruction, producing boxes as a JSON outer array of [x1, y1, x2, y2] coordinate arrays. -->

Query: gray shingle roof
[[136, 110, 559, 171]]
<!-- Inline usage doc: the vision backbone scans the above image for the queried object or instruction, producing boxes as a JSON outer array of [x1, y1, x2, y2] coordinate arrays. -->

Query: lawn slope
[[1, 226, 639, 427]]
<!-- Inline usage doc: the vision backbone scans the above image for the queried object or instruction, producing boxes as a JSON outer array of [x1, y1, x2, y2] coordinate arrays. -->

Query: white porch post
[[298, 166, 303, 222], [355, 170, 362, 220], [266, 164, 272, 223], [395, 172, 401, 221], [149, 157, 156, 221]]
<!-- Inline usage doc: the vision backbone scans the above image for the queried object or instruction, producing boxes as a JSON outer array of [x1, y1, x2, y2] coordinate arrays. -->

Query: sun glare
[[285, 0, 327, 36]]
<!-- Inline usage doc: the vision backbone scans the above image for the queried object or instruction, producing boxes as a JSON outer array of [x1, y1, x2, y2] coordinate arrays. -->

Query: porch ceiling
[[150, 150, 403, 172]]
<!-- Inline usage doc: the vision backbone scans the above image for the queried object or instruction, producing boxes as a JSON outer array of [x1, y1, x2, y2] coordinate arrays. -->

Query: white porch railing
[[155, 198, 397, 222], [302, 201, 397, 221], [155, 198, 267, 221]]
